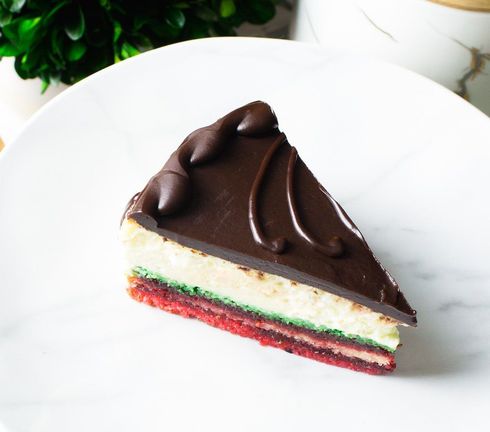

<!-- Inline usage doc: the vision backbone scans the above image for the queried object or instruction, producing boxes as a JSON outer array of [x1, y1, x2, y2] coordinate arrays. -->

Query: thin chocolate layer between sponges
[[132, 266, 395, 352]]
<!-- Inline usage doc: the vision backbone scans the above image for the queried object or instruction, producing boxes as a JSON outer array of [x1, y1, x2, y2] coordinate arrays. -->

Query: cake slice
[[121, 101, 416, 374]]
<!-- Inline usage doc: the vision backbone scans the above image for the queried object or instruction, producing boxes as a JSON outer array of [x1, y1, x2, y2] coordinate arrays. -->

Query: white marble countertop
[[1, 38, 489, 432]]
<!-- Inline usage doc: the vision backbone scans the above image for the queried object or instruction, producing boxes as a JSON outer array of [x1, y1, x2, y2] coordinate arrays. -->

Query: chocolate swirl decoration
[[286, 147, 344, 257], [248, 133, 287, 254], [138, 101, 279, 218], [135, 102, 344, 258]]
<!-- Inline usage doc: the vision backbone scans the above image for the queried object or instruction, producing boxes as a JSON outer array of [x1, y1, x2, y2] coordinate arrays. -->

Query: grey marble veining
[[0, 38, 489, 431]]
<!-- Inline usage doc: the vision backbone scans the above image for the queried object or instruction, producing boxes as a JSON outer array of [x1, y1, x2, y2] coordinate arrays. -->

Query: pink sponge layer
[[128, 276, 395, 375]]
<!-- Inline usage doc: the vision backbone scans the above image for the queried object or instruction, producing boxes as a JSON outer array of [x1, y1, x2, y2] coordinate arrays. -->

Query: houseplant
[[0, 0, 280, 91]]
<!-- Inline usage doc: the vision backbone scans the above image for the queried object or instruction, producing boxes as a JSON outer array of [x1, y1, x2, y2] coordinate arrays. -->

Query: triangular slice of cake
[[121, 101, 416, 374]]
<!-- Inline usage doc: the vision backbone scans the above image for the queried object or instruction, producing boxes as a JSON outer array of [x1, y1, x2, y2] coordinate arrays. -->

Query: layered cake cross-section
[[121, 101, 417, 374]]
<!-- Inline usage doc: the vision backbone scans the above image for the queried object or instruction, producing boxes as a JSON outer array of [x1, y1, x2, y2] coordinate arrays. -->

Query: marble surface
[[0, 38, 489, 431], [291, 0, 490, 115]]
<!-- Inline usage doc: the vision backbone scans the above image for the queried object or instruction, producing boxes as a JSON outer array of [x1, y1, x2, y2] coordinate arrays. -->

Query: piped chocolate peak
[[139, 101, 278, 218], [127, 101, 417, 326]]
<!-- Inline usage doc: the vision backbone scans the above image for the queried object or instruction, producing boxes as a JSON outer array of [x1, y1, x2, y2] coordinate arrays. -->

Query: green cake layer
[[132, 266, 395, 352]]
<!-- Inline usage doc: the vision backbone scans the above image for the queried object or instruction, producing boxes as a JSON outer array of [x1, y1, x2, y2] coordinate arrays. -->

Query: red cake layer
[[128, 276, 396, 374]]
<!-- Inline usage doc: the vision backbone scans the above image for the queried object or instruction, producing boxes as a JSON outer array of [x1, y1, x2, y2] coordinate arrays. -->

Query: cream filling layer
[[121, 219, 401, 350]]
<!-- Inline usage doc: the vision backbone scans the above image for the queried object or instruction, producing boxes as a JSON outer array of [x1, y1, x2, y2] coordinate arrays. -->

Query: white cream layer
[[121, 219, 401, 350]]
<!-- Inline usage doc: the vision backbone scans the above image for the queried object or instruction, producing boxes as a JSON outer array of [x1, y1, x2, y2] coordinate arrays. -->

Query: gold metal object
[[429, 0, 490, 11]]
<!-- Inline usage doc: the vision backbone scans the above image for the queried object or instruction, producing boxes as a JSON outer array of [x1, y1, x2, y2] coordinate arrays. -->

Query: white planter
[[291, 0, 490, 115]]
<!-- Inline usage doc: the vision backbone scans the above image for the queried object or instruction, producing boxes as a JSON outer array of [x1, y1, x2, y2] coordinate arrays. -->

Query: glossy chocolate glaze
[[126, 102, 417, 326], [248, 132, 288, 254], [286, 147, 344, 258]]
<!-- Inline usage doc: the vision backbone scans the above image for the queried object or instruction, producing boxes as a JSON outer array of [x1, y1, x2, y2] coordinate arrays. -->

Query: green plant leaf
[[18, 16, 41, 39], [0, 38, 22, 56], [132, 34, 152, 52], [44, 1, 69, 23], [0, 0, 278, 89], [9, 0, 25, 13], [2, 16, 41, 50], [134, 15, 150, 32], [67, 40, 86, 61], [165, 8, 185, 29], [40, 78, 49, 94], [186, 20, 210, 39], [64, 5, 85, 41], [48, 50, 65, 68], [18, 45, 45, 74], [0, 10, 12, 26], [220, 0, 236, 18], [148, 19, 179, 39], [120, 40, 139, 59], [113, 19, 122, 42], [14, 53, 31, 78], [194, 6, 216, 22], [50, 28, 64, 58]]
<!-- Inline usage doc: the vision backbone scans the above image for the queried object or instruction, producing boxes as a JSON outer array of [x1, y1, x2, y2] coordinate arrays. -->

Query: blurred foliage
[[0, 0, 280, 91]]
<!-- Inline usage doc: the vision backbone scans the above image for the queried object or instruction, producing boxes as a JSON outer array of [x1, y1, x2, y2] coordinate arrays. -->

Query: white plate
[[1, 38, 489, 431]]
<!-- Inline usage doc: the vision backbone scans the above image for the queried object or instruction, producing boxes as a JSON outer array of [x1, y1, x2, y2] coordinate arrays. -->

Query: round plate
[[1, 38, 489, 431]]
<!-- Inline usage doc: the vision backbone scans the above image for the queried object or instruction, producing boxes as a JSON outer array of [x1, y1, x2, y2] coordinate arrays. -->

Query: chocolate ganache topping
[[127, 101, 417, 325]]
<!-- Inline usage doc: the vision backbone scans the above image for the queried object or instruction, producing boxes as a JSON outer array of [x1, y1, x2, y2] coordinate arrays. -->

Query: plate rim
[[1, 36, 489, 168]]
